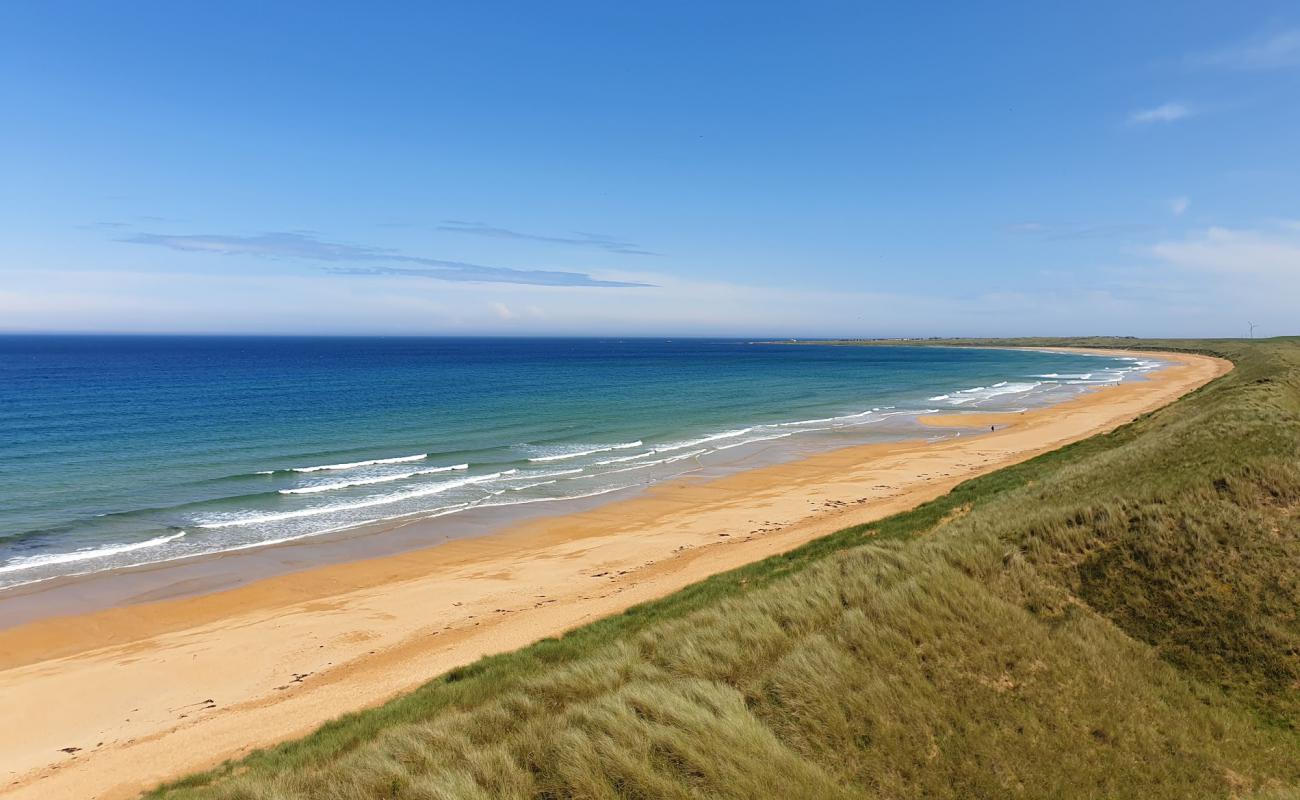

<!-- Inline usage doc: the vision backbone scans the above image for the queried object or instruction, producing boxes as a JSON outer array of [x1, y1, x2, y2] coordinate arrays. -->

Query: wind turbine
[[1248, 321, 1258, 339]]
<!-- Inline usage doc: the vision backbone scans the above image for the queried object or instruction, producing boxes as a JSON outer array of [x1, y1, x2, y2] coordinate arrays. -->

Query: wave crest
[[0, 531, 187, 575], [290, 453, 429, 473], [529, 441, 643, 462], [279, 464, 468, 495]]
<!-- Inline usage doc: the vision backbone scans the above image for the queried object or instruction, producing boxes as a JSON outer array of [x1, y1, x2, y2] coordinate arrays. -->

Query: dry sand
[[0, 348, 1230, 799]]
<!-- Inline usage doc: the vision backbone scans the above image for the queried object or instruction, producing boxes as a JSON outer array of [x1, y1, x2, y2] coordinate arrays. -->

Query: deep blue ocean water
[[0, 336, 1160, 588]]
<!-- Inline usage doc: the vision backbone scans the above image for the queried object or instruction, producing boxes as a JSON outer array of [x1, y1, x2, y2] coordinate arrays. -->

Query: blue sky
[[2, 2, 1298, 337]]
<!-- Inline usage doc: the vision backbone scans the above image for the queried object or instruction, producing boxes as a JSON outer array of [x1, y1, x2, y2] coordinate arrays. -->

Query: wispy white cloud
[[438, 221, 658, 256], [127, 232, 392, 261], [1147, 224, 1300, 283], [1137, 223, 1300, 336], [1, 251, 1288, 338], [1193, 28, 1300, 70], [124, 231, 651, 288], [0, 267, 966, 336], [14, 221, 1299, 338], [1169, 196, 1190, 216], [1129, 102, 1193, 125]]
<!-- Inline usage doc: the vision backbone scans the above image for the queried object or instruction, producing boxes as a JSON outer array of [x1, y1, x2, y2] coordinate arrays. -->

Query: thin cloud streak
[[1129, 102, 1193, 124], [126, 232, 395, 261], [327, 265, 651, 288], [124, 232, 651, 288], [438, 220, 658, 256]]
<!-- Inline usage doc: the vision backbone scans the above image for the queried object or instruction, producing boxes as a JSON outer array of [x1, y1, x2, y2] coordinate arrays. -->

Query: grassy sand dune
[[150, 337, 1300, 799]]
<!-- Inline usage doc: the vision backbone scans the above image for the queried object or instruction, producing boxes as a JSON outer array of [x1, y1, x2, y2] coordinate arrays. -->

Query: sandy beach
[[0, 348, 1230, 800]]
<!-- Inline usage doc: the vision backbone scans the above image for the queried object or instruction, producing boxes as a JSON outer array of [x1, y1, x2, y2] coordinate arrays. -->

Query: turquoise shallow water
[[0, 337, 1161, 589]]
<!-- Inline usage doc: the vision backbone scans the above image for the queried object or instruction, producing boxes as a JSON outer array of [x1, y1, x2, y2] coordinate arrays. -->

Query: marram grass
[[152, 337, 1300, 799]]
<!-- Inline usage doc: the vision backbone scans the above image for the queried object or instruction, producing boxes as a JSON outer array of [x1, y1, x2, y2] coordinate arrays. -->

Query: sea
[[0, 336, 1163, 590]]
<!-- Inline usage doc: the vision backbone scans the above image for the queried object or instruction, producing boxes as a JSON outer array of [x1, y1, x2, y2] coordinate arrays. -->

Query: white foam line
[[776, 408, 879, 427], [662, 448, 711, 464], [714, 432, 794, 451], [279, 464, 469, 494], [477, 484, 635, 511], [598, 448, 709, 475], [292, 453, 428, 473], [593, 451, 655, 465], [1, 495, 488, 589], [933, 381, 1043, 405], [508, 479, 558, 491], [211, 503, 479, 555], [528, 441, 642, 462], [0, 531, 187, 575], [600, 462, 662, 476], [500, 468, 583, 480], [770, 411, 908, 438], [652, 428, 753, 454], [778, 415, 843, 427], [198, 470, 517, 529]]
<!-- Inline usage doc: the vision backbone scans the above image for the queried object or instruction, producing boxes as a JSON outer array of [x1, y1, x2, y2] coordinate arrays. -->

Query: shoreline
[[0, 344, 1140, 627], [0, 412, 948, 629], [0, 348, 1231, 800]]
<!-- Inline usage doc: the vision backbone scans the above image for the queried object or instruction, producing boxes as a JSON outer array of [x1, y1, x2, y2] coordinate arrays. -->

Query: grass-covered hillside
[[154, 337, 1300, 799]]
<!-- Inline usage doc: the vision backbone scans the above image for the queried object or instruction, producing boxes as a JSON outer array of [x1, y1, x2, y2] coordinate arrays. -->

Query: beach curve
[[0, 348, 1231, 800]]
